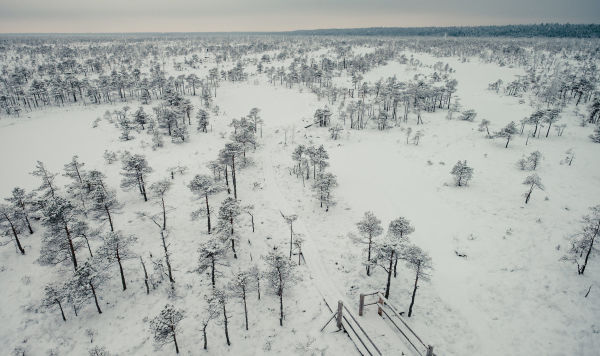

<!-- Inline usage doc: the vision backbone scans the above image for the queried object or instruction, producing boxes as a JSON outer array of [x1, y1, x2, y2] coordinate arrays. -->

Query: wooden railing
[[359, 292, 435, 356]]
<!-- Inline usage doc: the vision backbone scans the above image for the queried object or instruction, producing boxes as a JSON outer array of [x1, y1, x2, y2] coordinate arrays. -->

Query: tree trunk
[[161, 197, 167, 230], [203, 324, 208, 349], [546, 123, 552, 138], [161, 231, 175, 283], [232, 156, 237, 200], [141, 257, 149, 294], [223, 304, 231, 345], [117, 251, 127, 291], [105, 206, 114, 232], [65, 223, 77, 270], [205, 194, 211, 234], [5, 214, 25, 255], [172, 329, 180, 354], [384, 251, 394, 299], [243, 291, 248, 330], [366, 235, 372, 276], [579, 222, 598, 275], [90, 282, 102, 314], [56, 299, 66, 322], [140, 175, 148, 201], [224, 165, 230, 194], [210, 256, 216, 288], [525, 185, 534, 204], [279, 288, 284, 326], [408, 261, 420, 317], [23, 212, 34, 234]]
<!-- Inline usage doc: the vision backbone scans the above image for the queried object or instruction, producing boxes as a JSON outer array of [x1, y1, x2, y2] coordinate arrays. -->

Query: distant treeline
[[1, 24, 599, 41], [283, 24, 600, 38]]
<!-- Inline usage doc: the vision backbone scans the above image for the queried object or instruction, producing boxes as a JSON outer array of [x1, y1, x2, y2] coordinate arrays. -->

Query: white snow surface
[[1, 51, 599, 356]]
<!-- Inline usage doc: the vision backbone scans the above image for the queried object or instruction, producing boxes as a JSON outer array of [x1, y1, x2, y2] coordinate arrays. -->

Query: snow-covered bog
[[0, 35, 599, 356]]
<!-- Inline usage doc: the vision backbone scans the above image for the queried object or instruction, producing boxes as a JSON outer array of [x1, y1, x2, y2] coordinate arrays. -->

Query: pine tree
[[31, 161, 58, 199], [495, 121, 519, 148], [523, 174, 544, 204], [5, 187, 35, 235], [207, 288, 231, 346], [87, 170, 121, 231], [215, 197, 241, 258], [563, 205, 600, 275], [229, 269, 254, 331], [150, 304, 184, 354], [98, 231, 137, 291], [200, 296, 220, 350], [38, 196, 83, 270], [450, 160, 474, 187], [188, 174, 222, 234], [0, 204, 26, 254], [68, 261, 107, 314], [41, 284, 67, 322], [356, 212, 383, 276], [120, 153, 152, 202], [133, 106, 148, 130], [197, 238, 228, 288], [264, 249, 297, 326], [196, 109, 210, 133], [150, 179, 172, 230], [312, 172, 337, 211], [401, 244, 432, 317]]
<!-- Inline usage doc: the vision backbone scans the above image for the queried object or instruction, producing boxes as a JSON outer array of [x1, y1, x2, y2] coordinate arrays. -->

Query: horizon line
[[1, 23, 599, 35]]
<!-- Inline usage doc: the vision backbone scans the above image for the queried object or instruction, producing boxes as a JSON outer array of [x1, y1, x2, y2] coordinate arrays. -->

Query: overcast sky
[[0, 0, 598, 33]]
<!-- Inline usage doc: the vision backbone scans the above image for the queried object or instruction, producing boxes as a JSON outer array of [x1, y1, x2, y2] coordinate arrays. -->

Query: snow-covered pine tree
[[196, 109, 210, 133], [41, 283, 68, 322], [563, 205, 599, 275], [87, 170, 122, 231], [263, 249, 297, 326], [5, 187, 35, 235], [200, 295, 220, 350], [150, 179, 172, 230], [189, 174, 222, 234], [495, 121, 519, 148], [31, 161, 58, 199], [450, 160, 474, 187], [98, 231, 137, 291], [197, 238, 228, 288], [522, 173, 544, 204], [133, 106, 148, 130], [207, 288, 231, 346], [38, 196, 84, 270], [229, 268, 254, 330], [120, 153, 152, 202], [67, 261, 107, 314], [215, 197, 241, 258], [0, 203, 26, 254], [401, 244, 432, 317], [149, 304, 184, 354], [312, 172, 337, 211], [356, 211, 383, 276]]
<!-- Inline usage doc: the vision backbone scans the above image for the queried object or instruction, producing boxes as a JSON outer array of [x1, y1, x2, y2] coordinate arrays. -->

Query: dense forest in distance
[[285, 24, 600, 38], [1, 24, 599, 40]]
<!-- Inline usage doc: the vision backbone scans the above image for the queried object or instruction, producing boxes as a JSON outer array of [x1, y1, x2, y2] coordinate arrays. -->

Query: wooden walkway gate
[[359, 292, 436, 356]]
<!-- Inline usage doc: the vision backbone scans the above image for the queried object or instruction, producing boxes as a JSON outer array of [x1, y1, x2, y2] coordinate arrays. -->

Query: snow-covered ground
[[1, 44, 599, 356]]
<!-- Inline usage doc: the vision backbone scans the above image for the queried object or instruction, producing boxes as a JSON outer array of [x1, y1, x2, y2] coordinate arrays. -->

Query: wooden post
[[426, 345, 434, 356], [336, 301, 343, 330], [359, 294, 365, 316], [377, 296, 383, 316]]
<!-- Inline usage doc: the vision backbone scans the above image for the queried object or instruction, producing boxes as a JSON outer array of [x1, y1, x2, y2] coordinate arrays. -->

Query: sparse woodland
[[0, 32, 599, 355]]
